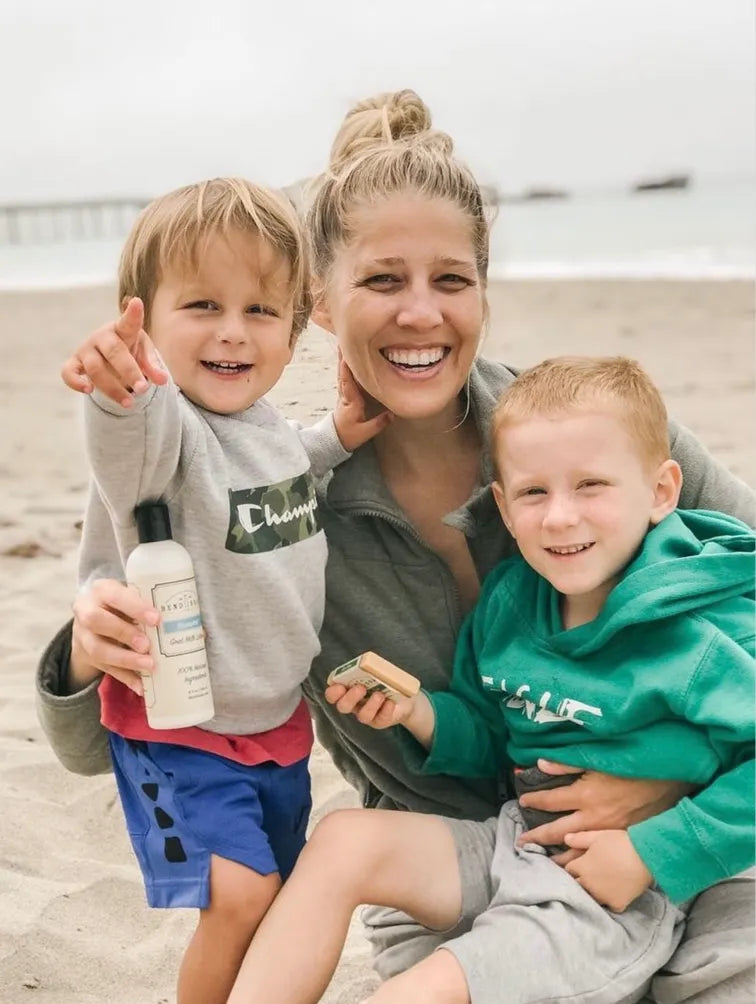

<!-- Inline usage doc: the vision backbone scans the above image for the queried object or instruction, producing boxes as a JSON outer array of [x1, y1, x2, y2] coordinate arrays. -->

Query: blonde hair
[[308, 89, 490, 288], [118, 177, 311, 342], [493, 356, 671, 472]]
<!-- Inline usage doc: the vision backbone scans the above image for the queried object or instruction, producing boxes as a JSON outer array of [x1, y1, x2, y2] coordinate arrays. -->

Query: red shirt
[[99, 675, 313, 766]]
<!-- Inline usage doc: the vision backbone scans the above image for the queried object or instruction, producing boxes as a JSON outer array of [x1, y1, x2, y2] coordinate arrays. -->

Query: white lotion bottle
[[125, 501, 214, 729]]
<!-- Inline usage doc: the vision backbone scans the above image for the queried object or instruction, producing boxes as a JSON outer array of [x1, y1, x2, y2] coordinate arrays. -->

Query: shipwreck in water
[[632, 173, 691, 193], [501, 186, 570, 203]]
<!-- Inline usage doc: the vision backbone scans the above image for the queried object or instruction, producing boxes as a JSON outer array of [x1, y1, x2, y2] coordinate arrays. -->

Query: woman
[[38, 90, 754, 1001]]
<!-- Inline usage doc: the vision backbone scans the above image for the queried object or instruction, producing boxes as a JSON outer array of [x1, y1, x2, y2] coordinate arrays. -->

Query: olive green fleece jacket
[[416, 509, 755, 903], [36, 357, 756, 824]]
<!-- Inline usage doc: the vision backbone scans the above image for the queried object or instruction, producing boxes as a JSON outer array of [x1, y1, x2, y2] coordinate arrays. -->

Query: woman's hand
[[517, 758, 693, 863], [60, 297, 167, 407], [68, 579, 160, 696]]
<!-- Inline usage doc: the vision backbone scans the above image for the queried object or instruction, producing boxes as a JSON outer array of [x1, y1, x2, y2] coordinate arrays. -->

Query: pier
[[0, 198, 149, 245]]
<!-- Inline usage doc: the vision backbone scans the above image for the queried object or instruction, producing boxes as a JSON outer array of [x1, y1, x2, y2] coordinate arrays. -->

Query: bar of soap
[[327, 651, 421, 700]]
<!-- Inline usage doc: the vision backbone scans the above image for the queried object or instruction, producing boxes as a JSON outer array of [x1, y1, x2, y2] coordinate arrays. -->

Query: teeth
[[384, 348, 445, 367], [205, 361, 248, 370], [548, 544, 592, 554]]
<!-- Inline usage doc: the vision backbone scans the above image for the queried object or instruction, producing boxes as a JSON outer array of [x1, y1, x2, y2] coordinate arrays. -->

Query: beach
[[0, 278, 753, 1003]]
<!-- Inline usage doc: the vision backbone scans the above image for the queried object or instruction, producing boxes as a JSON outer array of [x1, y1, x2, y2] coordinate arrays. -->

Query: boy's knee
[[203, 857, 281, 934]]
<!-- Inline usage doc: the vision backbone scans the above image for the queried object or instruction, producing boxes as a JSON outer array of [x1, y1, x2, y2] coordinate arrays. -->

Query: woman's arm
[[517, 764, 693, 856], [36, 485, 159, 774], [671, 419, 755, 526], [35, 621, 112, 776]]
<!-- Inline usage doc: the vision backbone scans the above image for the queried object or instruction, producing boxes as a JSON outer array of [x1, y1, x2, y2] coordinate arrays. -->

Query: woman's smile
[[379, 345, 451, 379]]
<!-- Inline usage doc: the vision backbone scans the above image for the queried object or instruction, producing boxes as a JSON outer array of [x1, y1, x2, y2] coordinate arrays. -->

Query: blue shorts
[[108, 734, 311, 909]]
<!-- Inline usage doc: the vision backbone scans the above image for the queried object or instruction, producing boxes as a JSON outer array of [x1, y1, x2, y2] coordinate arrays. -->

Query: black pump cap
[[134, 501, 173, 543]]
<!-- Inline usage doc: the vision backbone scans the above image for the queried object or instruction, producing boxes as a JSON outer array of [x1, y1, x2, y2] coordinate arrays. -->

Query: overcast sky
[[2, 0, 754, 202]]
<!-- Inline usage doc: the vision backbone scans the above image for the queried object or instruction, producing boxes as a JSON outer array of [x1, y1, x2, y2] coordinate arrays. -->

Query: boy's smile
[[147, 230, 295, 415], [201, 361, 253, 376], [544, 542, 595, 556], [494, 409, 679, 627]]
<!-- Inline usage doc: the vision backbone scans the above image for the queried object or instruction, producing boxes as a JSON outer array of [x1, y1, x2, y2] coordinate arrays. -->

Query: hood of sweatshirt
[[538, 509, 755, 657]]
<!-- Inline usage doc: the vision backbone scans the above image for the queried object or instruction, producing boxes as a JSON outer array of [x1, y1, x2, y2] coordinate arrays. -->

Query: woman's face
[[316, 194, 485, 424]]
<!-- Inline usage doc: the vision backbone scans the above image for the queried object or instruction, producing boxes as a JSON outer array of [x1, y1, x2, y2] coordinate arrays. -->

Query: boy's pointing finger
[[115, 296, 145, 340]]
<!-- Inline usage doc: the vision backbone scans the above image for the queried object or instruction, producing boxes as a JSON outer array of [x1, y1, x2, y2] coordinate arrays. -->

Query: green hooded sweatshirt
[[421, 509, 755, 904]]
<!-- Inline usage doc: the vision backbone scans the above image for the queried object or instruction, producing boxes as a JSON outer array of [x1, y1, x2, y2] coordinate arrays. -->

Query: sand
[[0, 278, 753, 1003]]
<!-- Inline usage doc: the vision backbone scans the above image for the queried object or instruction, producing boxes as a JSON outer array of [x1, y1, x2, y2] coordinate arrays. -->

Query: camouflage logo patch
[[226, 473, 320, 554]]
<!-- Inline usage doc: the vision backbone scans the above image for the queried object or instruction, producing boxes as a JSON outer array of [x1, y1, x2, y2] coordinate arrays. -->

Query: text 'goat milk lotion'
[[126, 501, 214, 729]]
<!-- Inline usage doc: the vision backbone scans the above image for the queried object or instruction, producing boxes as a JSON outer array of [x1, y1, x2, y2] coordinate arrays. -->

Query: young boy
[[60, 177, 388, 1004], [225, 356, 755, 1004]]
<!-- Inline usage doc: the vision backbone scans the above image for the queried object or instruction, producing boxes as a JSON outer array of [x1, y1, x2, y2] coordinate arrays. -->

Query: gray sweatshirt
[[38, 358, 755, 801], [81, 380, 349, 734]]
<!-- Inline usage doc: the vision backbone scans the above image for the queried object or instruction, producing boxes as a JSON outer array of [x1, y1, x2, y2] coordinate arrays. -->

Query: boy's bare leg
[[363, 949, 470, 1004], [177, 854, 281, 1004], [227, 808, 462, 1004]]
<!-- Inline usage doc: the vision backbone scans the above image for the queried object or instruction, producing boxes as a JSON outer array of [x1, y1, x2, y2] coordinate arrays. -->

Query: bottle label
[[151, 578, 205, 657]]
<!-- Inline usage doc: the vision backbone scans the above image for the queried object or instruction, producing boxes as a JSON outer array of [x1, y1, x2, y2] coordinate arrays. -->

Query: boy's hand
[[70, 578, 160, 696], [61, 297, 168, 407], [333, 358, 392, 451], [563, 829, 653, 912], [325, 684, 436, 749], [325, 682, 416, 729]]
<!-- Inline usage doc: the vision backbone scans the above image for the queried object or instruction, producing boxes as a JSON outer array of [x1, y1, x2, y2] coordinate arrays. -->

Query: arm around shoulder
[[294, 413, 351, 480]]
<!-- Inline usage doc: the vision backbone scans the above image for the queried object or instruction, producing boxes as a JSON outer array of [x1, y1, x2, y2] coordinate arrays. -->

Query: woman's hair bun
[[329, 89, 453, 170]]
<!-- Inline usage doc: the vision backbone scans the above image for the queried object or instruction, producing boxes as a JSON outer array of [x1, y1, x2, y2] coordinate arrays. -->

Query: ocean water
[[488, 178, 754, 279], [0, 180, 753, 291]]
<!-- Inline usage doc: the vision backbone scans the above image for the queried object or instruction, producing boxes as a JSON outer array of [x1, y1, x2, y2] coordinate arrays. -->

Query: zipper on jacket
[[336, 501, 465, 626]]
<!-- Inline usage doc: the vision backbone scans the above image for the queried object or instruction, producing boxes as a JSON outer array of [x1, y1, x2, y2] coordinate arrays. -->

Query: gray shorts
[[364, 801, 687, 1004]]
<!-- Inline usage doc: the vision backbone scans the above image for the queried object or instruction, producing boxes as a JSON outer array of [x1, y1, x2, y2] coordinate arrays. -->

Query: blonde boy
[[61, 178, 386, 1004], [226, 357, 755, 1004]]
